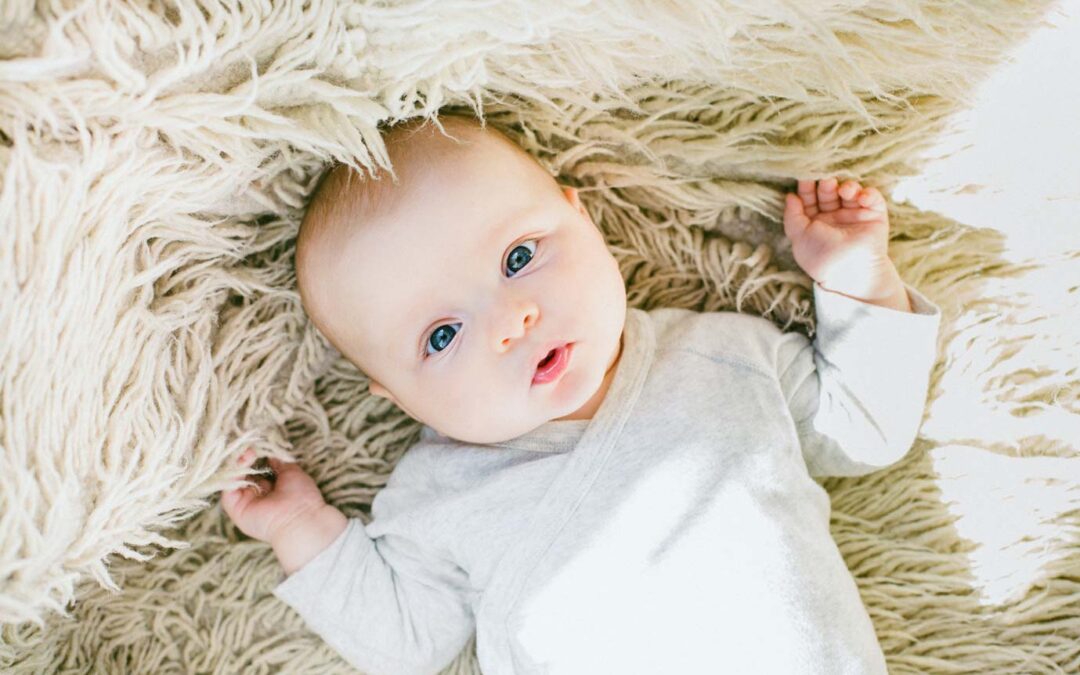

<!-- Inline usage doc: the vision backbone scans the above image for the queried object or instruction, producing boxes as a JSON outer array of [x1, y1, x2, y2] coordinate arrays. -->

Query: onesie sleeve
[[774, 281, 942, 477], [271, 480, 474, 675]]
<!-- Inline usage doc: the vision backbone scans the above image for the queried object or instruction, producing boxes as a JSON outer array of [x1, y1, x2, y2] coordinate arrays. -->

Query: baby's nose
[[496, 301, 539, 349]]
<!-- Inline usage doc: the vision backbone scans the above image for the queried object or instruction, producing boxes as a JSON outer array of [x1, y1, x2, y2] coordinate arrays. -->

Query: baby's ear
[[368, 381, 412, 417], [562, 185, 584, 212]]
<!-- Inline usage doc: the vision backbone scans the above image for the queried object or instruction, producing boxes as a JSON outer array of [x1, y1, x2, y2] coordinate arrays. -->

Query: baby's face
[[331, 136, 626, 444]]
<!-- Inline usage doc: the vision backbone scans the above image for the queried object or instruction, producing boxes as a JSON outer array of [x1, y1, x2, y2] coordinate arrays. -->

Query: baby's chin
[[431, 410, 573, 445], [438, 421, 547, 445], [428, 356, 606, 443]]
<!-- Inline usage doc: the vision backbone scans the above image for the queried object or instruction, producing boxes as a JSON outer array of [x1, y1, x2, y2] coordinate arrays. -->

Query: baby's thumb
[[220, 480, 256, 521], [219, 448, 262, 521]]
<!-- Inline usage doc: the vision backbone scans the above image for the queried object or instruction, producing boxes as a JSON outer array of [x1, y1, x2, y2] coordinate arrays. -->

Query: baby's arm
[[773, 178, 943, 476], [774, 280, 941, 476], [220, 451, 475, 675]]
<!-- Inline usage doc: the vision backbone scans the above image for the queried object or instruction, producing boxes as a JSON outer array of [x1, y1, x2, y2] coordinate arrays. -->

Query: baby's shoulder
[[385, 431, 497, 492], [384, 438, 444, 491], [645, 306, 787, 373]]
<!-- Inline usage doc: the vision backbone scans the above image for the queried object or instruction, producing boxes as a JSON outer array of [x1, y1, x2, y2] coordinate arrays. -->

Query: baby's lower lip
[[532, 343, 572, 385]]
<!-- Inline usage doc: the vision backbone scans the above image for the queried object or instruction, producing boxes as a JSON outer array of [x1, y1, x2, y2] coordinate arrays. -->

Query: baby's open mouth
[[533, 343, 572, 385]]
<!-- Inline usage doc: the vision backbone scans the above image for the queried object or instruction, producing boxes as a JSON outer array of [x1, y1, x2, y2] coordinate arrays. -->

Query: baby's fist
[[220, 449, 329, 545]]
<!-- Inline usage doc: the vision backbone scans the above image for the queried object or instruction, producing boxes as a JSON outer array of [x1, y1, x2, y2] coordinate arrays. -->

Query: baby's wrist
[[271, 503, 348, 577], [818, 263, 911, 312]]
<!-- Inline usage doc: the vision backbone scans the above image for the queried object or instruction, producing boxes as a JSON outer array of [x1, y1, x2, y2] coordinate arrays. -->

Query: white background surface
[[904, 1, 1080, 609], [892, 2, 1080, 263]]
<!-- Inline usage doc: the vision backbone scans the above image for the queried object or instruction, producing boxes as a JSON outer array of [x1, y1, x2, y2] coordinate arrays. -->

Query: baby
[[220, 114, 942, 674]]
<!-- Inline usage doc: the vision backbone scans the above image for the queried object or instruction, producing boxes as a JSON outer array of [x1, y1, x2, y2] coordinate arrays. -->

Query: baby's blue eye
[[426, 322, 461, 356], [423, 239, 539, 357], [506, 239, 537, 277]]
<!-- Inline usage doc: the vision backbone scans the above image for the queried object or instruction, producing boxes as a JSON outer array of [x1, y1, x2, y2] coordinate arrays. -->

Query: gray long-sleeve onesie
[[274, 281, 942, 675]]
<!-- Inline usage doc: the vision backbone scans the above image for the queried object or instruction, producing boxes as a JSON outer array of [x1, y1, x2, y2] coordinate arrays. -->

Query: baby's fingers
[[783, 193, 811, 239], [858, 187, 886, 212], [796, 180, 819, 218], [220, 482, 253, 518], [220, 449, 268, 517], [839, 180, 861, 210], [827, 209, 881, 224]]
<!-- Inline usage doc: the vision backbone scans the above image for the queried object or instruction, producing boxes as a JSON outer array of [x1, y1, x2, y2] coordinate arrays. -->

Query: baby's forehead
[[324, 117, 555, 301], [339, 185, 547, 328], [348, 135, 507, 221], [345, 188, 531, 271]]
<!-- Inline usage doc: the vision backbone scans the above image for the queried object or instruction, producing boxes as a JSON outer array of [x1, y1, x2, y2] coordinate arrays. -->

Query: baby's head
[[295, 114, 627, 444]]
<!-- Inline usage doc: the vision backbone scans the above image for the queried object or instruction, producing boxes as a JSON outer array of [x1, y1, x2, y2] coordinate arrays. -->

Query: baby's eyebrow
[[402, 202, 547, 361]]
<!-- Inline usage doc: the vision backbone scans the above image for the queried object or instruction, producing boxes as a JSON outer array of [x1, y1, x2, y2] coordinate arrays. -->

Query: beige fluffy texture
[[1, 0, 1078, 672]]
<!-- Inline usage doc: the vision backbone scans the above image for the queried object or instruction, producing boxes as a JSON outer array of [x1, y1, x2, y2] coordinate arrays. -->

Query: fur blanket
[[2, 0, 1078, 672]]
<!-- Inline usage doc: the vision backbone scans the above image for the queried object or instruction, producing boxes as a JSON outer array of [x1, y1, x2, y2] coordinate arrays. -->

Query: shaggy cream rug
[[2, 0, 1078, 672]]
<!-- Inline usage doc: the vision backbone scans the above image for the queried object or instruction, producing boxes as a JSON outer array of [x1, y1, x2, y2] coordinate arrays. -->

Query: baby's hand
[[783, 177, 900, 302], [220, 448, 329, 545]]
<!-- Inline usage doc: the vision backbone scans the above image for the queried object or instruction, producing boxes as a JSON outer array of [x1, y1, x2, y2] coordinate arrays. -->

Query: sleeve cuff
[[272, 518, 371, 607], [813, 280, 941, 320], [811, 280, 942, 401]]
